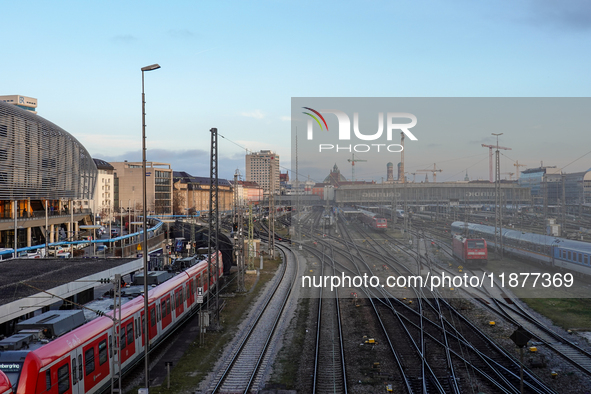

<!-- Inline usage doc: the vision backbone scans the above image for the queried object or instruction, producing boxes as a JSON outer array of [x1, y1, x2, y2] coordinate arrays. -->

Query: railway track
[[405, 221, 591, 381], [399, 221, 591, 389], [205, 244, 297, 394], [312, 244, 347, 394], [315, 217, 559, 393]]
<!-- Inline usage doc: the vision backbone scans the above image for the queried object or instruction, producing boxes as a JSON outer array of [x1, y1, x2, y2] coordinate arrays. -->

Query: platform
[[0, 257, 140, 327]]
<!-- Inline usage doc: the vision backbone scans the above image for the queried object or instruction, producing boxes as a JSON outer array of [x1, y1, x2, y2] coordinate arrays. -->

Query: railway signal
[[510, 326, 533, 394]]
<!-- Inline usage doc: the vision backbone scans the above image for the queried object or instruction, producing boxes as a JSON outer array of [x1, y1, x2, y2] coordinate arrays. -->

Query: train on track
[[358, 210, 387, 231], [0, 252, 222, 394], [451, 234, 488, 265], [452, 221, 591, 276]]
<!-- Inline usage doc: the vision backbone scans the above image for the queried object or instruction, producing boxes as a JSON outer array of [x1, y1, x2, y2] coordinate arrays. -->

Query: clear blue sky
[[3, 0, 590, 181]]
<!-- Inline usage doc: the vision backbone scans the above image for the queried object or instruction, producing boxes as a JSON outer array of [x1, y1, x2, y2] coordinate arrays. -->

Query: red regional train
[[0, 252, 222, 394], [452, 234, 488, 265], [358, 210, 387, 230]]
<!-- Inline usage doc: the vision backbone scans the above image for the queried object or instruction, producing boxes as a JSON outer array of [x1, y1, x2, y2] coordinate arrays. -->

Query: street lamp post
[[141, 63, 160, 391]]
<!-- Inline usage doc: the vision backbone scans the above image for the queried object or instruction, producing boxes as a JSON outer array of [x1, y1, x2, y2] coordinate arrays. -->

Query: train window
[[161, 300, 167, 318], [585, 255, 589, 265], [78, 355, 82, 381], [127, 323, 134, 346], [46, 369, 51, 391], [120, 328, 126, 349], [151, 309, 156, 327], [562, 250, 567, 259], [58, 364, 69, 394], [72, 357, 77, 385], [142, 316, 145, 335], [109, 335, 113, 358], [166, 298, 171, 316], [99, 339, 108, 365], [579, 254, 583, 263], [568, 251, 572, 260], [85, 348, 95, 375], [136, 319, 140, 338], [157, 304, 161, 322]]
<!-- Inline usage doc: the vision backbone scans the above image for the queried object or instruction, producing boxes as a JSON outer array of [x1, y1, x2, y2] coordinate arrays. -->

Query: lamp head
[[141, 64, 161, 72]]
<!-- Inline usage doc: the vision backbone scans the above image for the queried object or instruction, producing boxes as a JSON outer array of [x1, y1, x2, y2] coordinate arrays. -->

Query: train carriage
[[451, 221, 591, 277], [358, 210, 387, 231], [0, 252, 222, 394], [452, 235, 488, 265]]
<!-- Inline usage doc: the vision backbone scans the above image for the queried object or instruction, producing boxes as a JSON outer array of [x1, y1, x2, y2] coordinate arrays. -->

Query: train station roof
[[0, 257, 140, 325]]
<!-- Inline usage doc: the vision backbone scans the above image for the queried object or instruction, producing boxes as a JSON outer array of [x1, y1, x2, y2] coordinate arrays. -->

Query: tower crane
[[482, 143, 511, 182], [417, 163, 442, 183], [347, 153, 367, 182], [514, 160, 526, 179]]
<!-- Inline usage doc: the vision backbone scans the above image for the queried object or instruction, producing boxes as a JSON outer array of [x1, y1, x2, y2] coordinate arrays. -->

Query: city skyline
[[2, 1, 591, 181]]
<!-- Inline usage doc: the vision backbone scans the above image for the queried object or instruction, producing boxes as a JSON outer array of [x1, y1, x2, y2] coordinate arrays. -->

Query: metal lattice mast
[[248, 203, 254, 269], [401, 132, 408, 239], [268, 156, 275, 258], [234, 170, 246, 292], [190, 185, 196, 255], [493, 133, 504, 258], [295, 131, 301, 245], [208, 127, 220, 326]]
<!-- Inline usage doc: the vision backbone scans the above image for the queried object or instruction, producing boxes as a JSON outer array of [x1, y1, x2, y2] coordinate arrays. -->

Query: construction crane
[[347, 153, 367, 182], [501, 172, 515, 180], [514, 160, 526, 179], [417, 163, 442, 183], [482, 143, 511, 182]]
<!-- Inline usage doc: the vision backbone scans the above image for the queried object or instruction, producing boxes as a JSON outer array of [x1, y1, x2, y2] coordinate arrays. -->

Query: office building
[[111, 162, 173, 215], [245, 150, 280, 194]]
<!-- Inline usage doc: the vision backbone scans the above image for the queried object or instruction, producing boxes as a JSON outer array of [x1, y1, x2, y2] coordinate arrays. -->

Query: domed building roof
[[323, 163, 347, 184], [0, 101, 97, 200]]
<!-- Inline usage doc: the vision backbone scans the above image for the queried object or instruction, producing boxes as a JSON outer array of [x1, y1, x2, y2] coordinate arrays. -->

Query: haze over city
[[3, 0, 591, 180]]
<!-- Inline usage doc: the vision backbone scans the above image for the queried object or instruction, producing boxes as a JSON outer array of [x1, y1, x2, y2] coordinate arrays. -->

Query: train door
[[82, 335, 109, 393], [149, 305, 158, 341], [68, 347, 83, 394], [120, 318, 136, 365], [140, 311, 146, 348], [140, 307, 158, 345], [174, 287, 184, 317], [187, 280, 194, 307]]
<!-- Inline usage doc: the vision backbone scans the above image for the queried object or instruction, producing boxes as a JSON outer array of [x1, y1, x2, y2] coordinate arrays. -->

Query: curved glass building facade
[[0, 101, 97, 200]]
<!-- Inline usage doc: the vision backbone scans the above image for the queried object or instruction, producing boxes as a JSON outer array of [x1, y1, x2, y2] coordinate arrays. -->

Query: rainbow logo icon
[[302, 107, 329, 131]]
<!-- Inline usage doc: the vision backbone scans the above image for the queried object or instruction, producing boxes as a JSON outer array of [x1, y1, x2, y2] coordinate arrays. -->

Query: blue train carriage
[[552, 238, 591, 276], [451, 221, 591, 276]]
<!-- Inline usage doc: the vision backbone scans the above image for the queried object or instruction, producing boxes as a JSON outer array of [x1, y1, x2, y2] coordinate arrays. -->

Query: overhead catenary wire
[[217, 132, 321, 183]]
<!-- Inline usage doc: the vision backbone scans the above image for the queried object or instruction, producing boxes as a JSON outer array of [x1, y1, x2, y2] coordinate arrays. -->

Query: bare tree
[[173, 189, 186, 215]]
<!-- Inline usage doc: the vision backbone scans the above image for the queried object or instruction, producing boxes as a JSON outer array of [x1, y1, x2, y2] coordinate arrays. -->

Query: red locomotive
[[0, 372, 12, 394], [359, 210, 387, 230], [0, 252, 222, 394], [452, 234, 488, 265]]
